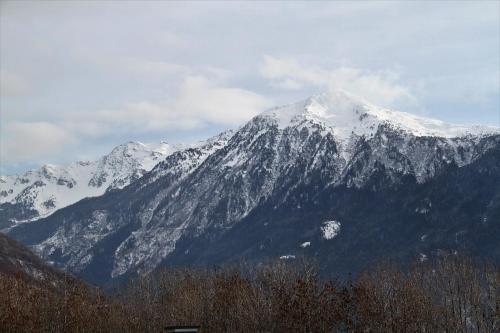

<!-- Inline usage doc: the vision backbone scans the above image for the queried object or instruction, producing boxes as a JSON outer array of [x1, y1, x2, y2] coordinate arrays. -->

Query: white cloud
[[53, 75, 272, 140], [0, 122, 76, 164], [75, 76, 271, 136], [173, 76, 271, 125], [0, 64, 272, 167], [260, 55, 417, 109]]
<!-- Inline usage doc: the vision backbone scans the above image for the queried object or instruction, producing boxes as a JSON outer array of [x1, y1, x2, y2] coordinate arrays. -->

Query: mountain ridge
[[4, 91, 500, 287], [0, 141, 186, 227], [0, 232, 72, 288]]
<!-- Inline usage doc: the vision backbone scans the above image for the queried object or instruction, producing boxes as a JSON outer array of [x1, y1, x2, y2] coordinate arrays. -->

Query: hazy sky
[[1, 1, 499, 174]]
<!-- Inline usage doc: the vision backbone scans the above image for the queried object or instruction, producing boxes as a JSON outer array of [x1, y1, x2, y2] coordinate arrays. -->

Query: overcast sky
[[1, 1, 499, 174]]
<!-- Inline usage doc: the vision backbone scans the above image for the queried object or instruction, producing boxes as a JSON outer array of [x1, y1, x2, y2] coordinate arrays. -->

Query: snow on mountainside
[[257, 90, 499, 183], [0, 141, 185, 224], [6, 91, 500, 286], [264, 90, 498, 138], [262, 91, 498, 155], [10, 130, 235, 277]]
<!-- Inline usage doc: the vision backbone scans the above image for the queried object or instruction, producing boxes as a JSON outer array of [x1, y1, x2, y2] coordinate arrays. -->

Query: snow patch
[[279, 255, 296, 260], [321, 220, 341, 240]]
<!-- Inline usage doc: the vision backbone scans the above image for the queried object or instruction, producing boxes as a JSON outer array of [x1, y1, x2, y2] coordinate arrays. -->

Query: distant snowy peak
[[0, 140, 186, 222], [88, 141, 186, 190], [260, 90, 499, 140], [106, 141, 186, 171]]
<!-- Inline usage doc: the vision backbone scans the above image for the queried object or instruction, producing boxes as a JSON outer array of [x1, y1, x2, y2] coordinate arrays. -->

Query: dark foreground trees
[[0, 255, 498, 332]]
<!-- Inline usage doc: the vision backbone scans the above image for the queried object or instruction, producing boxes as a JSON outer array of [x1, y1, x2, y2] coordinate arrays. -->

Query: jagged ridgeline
[[0, 141, 188, 226], [4, 91, 500, 287]]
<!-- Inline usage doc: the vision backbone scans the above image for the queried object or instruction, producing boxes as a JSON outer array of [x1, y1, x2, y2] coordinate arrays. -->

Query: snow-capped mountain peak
[[88, 141, 187, 189], [0, 141, 186, 225], [261, 90, 499, 140]]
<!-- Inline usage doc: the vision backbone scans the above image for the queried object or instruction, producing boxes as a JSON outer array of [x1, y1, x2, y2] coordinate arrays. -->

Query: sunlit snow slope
[[0, 141, 185, 225]]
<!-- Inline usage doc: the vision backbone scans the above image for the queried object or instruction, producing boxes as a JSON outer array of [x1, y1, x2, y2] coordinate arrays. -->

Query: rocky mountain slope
[[0, 232, 71, 287], [0, 141, 185, 228], [6, 91, 500, 287]]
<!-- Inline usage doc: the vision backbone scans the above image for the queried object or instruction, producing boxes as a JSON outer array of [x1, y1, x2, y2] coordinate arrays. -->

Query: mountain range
[[0, 141, 189, 229], [4, 91, 500, 287]]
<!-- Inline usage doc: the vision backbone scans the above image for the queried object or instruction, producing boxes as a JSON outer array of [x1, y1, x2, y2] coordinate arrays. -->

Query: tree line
[[0, 254, 498, 332]]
